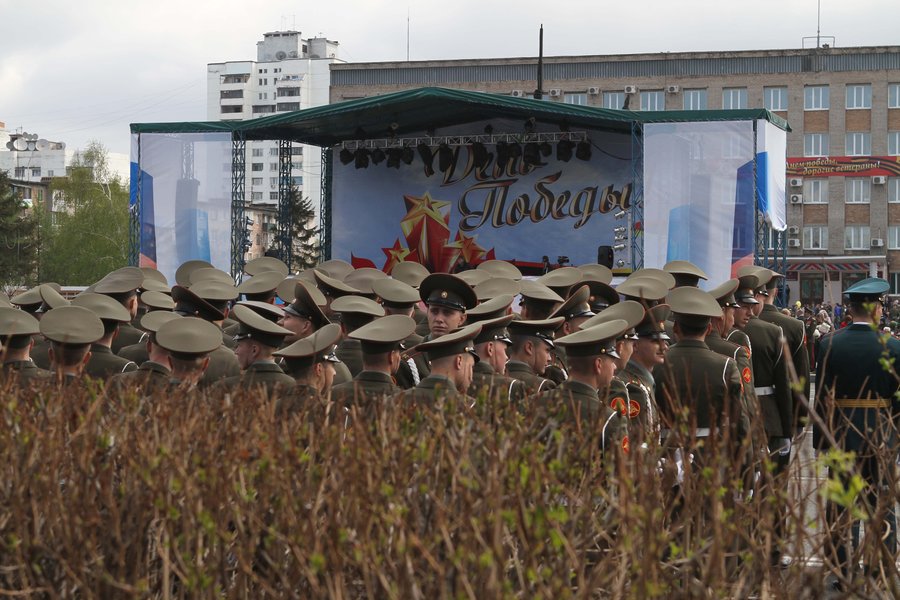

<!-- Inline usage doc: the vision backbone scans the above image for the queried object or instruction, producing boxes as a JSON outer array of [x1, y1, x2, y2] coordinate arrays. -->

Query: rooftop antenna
[[802, 0, 835, 49], [533, 24, 544, 100]]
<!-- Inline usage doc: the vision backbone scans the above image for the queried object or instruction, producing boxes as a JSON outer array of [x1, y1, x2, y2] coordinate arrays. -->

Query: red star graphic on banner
[[441, 231, 491, 272], [381, 238, 420, 273], [400, 192, 451, 270]]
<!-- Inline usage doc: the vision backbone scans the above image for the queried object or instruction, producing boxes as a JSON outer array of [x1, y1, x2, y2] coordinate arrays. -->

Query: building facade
[[207, 31, 340, 261], [330, 46, 900, 305]]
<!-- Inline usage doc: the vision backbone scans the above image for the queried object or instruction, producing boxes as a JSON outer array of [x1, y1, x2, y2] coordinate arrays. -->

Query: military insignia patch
[[610, 396, 627, 416], [440, 291, 448, 299], [622, 435, 630, 453], [628, 399, 641, 418], [742, 367, 752, 384]]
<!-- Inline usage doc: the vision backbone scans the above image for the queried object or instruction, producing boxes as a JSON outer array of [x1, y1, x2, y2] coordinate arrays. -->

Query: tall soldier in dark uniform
[[506, 317, 565, 395], [216, 305, 295, 394], [0, 308, 52, 384], [331, 296, 385, 377], [29, 284, 70, 370], [537, 319, 630, 454], [619, 304, 670, 446], [389, 261, 431, 337], [70, 293, 138, 379], [394, 323, 482, 406], [331, 315, 415, 407], [154, 317, 223, 390], [275, 324, 342, 414], [40, 306, 105, 386], [753, 267, 811, 426], [815, 278, 900, 586], [545, 285, 596, 384], [92, 267, 147, 353]]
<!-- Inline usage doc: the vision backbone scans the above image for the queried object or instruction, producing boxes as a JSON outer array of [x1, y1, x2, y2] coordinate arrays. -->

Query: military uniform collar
[[356, 370, 394, 383], [418, 374, 454, 388], [505, 360, 532, 372], [761, 304, 778, 313], [2, 359, 38, 370], [90, 344, 113, 354], [624, 359, 654, 384], [674, 339, 710, 350], [247, 361, 284, 373], [474, 361, 495, 375], [559, 378, 599, 398], [139, 361, 171, 374]]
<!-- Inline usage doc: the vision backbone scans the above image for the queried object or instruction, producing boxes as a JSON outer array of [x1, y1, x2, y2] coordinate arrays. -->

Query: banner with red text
[[330, 125, 633, 272], [787, 156, 900, 178]]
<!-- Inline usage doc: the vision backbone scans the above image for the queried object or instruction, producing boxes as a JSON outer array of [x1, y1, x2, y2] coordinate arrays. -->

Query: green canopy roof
[[130, 86, 789, 145]]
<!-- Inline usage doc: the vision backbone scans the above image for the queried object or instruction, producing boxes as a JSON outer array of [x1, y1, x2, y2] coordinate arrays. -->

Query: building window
[[269, 163, 278, 171], [845, 132, 871, 156], [764, 86, 788, 111], [891, 273, 900, 295], [640, 90, 664, 111], [766, 228, 780, 251], [220, 89, 243, 99], [803, 226, 828, 250], [845, 225, 870, 250], [290, 162, 302, 170], [258, 93, 268, 100], [722, 87, 747, 110], [846, 84, 872, 109], [292, 176, 303, 186], [602, 92, 625, 110], [31, 168, 40, 177], [889, 132, 900, 156], [804, 133, 829, 157], [251, 163, 263, 172], [683, 89, 707, 110], [564, 93, 587, 106], [291, 146, 303, 156], [890, 84, 900, 109], [890, 178, 900, 203], [269, 147, 280, 156], [270, 177, 279, 186], [47, 170, 53, 177], [221, 106, 243, 114], [270, 192, 279, 200], [846, 178, 871, 203], [13, 167, 25, 178], [889, 226, 900, 250], [251, 148, 263, 157], [804, 85, 829, 110], [804, 179, 828, 204], [251, 192, 263, 201], [251, 177, 263, 185], [276, 102, 300, 112]]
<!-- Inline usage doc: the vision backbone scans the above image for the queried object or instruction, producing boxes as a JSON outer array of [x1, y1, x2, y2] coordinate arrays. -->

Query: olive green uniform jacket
[[111, 323, 144, 354], [739, 316, 791, 438], [619, 360, 660, 445], [537, 379, 627, 454], [199, 345, 241, 388], [394, 374, 471, 407], [216, 361, 296, 396], [506, 360, 556, 396], [468, 361, 527, 404], [332, 370, 401, 408], [336, 338, 364, 378], [1, 360, 52, 384], [107, 360, 172, 395], [85, 344, 138, 380], [759, 303, 811, 425]]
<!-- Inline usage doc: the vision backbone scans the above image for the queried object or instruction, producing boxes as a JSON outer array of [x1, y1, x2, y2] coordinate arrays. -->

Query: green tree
[[286, 188, 319, 270], [39, 141, 130, 285], [0, 170, 39, 289]]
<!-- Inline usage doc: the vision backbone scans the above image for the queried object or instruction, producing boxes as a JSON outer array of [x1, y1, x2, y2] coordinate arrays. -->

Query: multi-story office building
[[330, 46, 900, 304], [207, 31, 340, 260]]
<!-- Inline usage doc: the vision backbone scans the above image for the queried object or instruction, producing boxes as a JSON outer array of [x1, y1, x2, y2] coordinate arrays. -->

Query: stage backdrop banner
[[758, 119, 787, 232], [330, 125, 633, 272], [642, 120, 756, 287], [130, 132, 233, 283]]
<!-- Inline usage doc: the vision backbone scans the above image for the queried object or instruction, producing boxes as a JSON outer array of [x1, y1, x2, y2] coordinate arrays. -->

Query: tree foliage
[[287, 188, 319, 271], [40, 142, 129, 285], [0, 170, 39, 289]]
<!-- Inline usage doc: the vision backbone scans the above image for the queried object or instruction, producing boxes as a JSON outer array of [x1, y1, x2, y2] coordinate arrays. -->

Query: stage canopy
[[131, 87, 790, 285]]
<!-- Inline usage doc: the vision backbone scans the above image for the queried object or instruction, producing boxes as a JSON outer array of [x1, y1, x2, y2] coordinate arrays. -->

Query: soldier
[[815, 277, 900, 585], [657, 287, 748, 455], [537, 319, 631, 454], [170, 285, 241, 386], [343, 268, 388, 300], [107, 311, 180, 395], [517, 281, 564, 320], [189, 279, 240, 350], [278, 279, 354, 387], [506, 317, 565, 395], [216, 304, 296, 394], [536, 266, 583, 299], [29, 284, 70, 369], [313, 269, 361, 321], [0, 307, 52, 384], [753, 267, 811, 426], [40, 305, 105, 385], [394, 322, 482, 406], [619, 304, 671, 445], [275, 324, 342, 414], [582, 278, 620, 314], [372, 277, 425, 389], [92, 267, 147, 353], [70, 293, 138, 379], [472, 277, 521, 304], [616, 275, 669, 309], [389, 261, 430, 337], [467, 314, 527, 404], [576, 263, 614, 285], [545, 285, 596, 384], [331, 296, 385, 377], [232, 269, 283, 335], [581, 300, 644, 422], [475, 259, 523, 282], [154, 317, 223, 389], [118, 292, 175, 364], [243, 256, 289, 278], [10, 284, 52, 316], [663, 260, 709, 289], [331, 314, 415, 407]]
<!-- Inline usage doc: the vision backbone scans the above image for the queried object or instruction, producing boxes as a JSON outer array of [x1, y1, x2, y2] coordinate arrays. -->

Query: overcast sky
[[3, 0, 898, 160]]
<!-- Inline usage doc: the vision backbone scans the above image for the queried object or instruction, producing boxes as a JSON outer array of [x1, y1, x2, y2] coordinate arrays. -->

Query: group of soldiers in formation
[[1, 254, 898, 582]]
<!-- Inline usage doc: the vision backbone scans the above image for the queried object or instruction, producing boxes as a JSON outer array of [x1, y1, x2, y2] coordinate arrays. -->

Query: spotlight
[[575, 140, 592, 161], [400, 146, 415, 165], [471, 142, 489, 169], [417, 143, 435, 176], [523, 142, 541, 166], [437, 143, 453, 172], [613, 226, 627, 235], [612, 243, 626, 251], [354, 149, 370, 169], [339, 148, 355, 165], [614, 210, 627, 220], [386, 149, 402, 169], [371, 148, 386, 165], [556, 140, 574, 162]]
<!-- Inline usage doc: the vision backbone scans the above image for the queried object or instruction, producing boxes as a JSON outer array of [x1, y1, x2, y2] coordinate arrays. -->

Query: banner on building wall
[[758, 120, 787, 232], [330, 125, 633, 272], [787, 156, 900, 178], [130, 132, 233, 283]]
